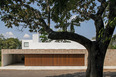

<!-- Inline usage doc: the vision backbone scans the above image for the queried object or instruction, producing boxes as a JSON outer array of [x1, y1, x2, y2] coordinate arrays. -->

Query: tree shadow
[[47, 72, 116, 77], [47, 72, 85, 77]]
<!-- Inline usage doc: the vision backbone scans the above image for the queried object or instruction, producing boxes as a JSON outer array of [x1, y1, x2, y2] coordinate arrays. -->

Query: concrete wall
[[33, 34, 39, 43], [22, 40, 32, 49], [104, 49, 116, 66], [2, 54, 24, 66], [1, 49, 116, 66], [22, 40, 86, 49], [2, 54, 14, 66], [2, 49, 87, 66], [22, 34, 86, 49]]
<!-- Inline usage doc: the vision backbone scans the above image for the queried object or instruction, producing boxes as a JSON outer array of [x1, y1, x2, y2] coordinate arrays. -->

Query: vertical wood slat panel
[[54, 54, 58, 66], [24, 54, 84, 66]]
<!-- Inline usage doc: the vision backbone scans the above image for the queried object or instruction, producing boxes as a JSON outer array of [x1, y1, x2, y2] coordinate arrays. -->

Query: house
[[22, 34, 86, 49], [1, 34, 116, 66]]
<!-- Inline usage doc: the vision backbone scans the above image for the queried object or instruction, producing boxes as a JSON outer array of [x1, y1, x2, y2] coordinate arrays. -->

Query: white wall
[[33, 34, 39, 43], [2, 54, 24, 66], [22, 40, 32, 49], [22, 34, 86, 49], [3, 54, 13, 66], [22, 40, 85, 49]]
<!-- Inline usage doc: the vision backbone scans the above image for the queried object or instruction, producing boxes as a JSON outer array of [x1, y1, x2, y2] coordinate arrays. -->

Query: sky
[[0, 19, 32, 39], [0, 1, 116, 40], [0, 18, 97, 40], [1, 17, 116, 40]]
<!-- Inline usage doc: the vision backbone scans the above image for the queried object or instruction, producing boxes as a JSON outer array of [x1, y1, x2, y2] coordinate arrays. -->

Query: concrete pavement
[[0, 70, 116, 77], [1, 65, 116, 77], [1, 65, 116, 70], [0, 66, 87, 70]]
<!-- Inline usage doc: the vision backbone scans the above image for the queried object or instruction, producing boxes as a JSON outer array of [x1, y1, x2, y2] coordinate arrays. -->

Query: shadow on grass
[[47, 72, 116, 77]]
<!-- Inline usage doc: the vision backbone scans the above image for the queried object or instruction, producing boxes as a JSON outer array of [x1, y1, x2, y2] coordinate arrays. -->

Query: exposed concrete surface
[[2, 54, 13, 66], [0, 66, 116, 71], [1, 49, 88, 67], [2, 49, 116, 67], [0, 66, 87, 70], [22, 33, 86, 49], [2, 49, 87, 54]]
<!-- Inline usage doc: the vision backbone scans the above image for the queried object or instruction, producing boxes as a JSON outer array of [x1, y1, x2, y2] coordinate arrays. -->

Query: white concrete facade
[[22, 34, 86, 49], [2, 54, 14, 66]]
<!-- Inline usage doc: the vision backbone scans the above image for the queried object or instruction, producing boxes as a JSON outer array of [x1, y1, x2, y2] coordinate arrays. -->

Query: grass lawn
[[0, 61, 1, 66]]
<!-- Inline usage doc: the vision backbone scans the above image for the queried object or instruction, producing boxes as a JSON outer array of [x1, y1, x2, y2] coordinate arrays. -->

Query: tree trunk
[[86, 42, 106, 77]]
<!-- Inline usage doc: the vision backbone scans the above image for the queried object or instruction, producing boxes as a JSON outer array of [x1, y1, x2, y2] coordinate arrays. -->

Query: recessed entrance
[[25, 54, 85, 66], [2, 54, 24, 66]]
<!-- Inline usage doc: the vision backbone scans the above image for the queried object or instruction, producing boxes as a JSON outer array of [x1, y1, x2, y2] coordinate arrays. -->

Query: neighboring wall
[[104, 49, 116, 66]]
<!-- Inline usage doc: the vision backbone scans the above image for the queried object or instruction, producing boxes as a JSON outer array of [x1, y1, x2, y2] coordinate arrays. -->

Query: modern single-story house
[[1, 34, 116, 66]]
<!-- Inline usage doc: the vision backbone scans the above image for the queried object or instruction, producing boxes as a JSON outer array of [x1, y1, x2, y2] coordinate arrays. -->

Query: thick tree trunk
[[86, 43, 106, 77]]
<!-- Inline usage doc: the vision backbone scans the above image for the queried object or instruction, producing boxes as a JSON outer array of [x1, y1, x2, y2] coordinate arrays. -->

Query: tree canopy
[[0, 35, 21, 62], [0, 0, 96, 32]]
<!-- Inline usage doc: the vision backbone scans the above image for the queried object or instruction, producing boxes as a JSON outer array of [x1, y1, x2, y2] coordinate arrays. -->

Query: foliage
[[0, 0, 96, 42], [0, 35, 21, 62], [93, 35, 116, 49], [39, 28, 51, 42], [2, 38, 21, 49], [0, 36, 3, 62], [0, 0, 96, 32]]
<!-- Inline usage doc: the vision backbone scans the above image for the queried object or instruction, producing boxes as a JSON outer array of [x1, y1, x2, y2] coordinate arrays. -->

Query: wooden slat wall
[[25, 54, 84, 66]]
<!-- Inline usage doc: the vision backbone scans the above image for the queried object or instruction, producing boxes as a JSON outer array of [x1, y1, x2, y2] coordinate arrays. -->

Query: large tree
[[0, 0, 116, 77]]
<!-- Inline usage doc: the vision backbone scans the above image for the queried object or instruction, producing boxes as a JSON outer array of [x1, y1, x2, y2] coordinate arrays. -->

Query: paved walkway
[[1, 65, 116, 70], [1, 65, 116, 77], [0, 66, 87, 70]]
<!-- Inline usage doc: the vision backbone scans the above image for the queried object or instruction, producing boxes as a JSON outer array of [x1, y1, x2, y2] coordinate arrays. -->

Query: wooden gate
[[24, 54, 84, 66]]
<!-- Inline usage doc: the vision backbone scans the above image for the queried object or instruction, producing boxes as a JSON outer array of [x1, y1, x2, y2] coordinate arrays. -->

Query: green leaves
[[109, 17, 116, 27], [39, 28, 50, 42], [1, 38, 21, 49], [0, 0, 97, 32], [0, 35, 21, 61]]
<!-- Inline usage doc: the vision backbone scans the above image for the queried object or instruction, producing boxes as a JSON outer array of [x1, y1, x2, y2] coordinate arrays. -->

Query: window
[[24, 42, 29, 47]]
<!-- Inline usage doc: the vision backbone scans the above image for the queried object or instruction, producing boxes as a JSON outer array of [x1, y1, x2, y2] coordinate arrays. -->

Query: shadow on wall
[[47, 72, 116, 77]]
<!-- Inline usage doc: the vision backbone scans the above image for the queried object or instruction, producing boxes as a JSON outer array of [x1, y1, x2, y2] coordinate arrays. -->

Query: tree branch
[[97, 0, 108, 16], [22, 4, 52, 33], [46, 0, 50, 26], [100, 0, 116, 50], [37, 18, 53, 33], [48, 31, 92, 50], [94, 16, 104, 41], [76, 9, 96, 20], [87, 14, 104, 42], [88, 14, 96, 20], [91, 0, 108, 41]]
